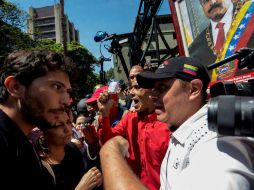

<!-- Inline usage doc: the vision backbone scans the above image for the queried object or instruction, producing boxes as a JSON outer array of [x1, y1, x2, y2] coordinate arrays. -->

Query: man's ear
[[4, 76, 24, 98], [189, 79, 203, 100]]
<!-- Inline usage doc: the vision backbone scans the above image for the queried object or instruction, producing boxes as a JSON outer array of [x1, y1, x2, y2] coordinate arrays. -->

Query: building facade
[[28, 4, 79, 43]]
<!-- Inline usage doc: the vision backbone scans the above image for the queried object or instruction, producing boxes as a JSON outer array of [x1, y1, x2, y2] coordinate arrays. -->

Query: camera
[[81, 117, 93, 129], [208, 95, 254, 137], [207, 48, 254, 137]]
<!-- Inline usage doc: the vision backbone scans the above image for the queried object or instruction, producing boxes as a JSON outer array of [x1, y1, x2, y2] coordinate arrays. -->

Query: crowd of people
[[0, 48, 253, 190]]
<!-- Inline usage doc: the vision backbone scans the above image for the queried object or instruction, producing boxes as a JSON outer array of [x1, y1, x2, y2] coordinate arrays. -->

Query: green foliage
[[0, 1, 34, 60], [66, 41, 99, 100], [35, 39, 63, 52], [0, 0, 28, 29], [34, 40, 99, 99], [0, 20, 34, 61], [67, 41, 97, 68]]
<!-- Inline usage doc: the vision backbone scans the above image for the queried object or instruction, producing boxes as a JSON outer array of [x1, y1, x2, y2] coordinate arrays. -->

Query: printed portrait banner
[[172, 0, 254, 85]]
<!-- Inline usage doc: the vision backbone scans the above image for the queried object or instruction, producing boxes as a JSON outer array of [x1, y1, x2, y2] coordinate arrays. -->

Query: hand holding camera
[[82, 123, 98, 146], [97, 90, 115, 117], [98, 90, 111, 104]]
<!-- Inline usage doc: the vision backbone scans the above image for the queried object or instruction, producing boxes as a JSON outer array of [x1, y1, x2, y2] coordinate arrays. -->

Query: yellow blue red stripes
[[212, 1, 254, 81], [183, 64, 198, 76]]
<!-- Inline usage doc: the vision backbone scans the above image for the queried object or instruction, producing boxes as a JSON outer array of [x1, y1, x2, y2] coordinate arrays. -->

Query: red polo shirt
[[98, 111, 171, 190]]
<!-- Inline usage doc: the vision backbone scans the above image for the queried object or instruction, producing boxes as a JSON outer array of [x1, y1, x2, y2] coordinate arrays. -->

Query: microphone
[[207, 53, 240, 70], [207, 48, 253, 70]]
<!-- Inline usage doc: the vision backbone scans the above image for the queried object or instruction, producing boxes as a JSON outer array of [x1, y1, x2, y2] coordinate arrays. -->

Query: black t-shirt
[[51, 143, 85, 190], [0, 110, 55, 190]]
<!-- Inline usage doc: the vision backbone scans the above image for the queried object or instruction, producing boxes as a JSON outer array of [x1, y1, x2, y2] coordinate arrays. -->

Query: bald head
[[129, 65, 143, 81]]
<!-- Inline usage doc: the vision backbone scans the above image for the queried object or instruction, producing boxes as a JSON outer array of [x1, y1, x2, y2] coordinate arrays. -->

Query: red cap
[[85, 85, 108, 104]]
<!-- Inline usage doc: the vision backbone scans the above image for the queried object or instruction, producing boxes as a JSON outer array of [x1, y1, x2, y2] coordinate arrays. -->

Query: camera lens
[[208, 95, 254, 137]]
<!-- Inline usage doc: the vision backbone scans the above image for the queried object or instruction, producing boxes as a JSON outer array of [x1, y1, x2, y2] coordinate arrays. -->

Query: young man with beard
[[0, 50, 76, 189], [97, 66, 171, 190]]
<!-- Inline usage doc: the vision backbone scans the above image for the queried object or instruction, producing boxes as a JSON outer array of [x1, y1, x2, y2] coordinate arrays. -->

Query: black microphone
[[207, 53, 240, 70], [207, 48, 253, 70]]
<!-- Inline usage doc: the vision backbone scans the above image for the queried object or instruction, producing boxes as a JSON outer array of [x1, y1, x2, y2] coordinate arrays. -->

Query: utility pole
[[60, 0, 67, 55]]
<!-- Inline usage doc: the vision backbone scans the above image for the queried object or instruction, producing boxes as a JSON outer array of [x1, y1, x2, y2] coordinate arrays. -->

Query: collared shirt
[[211, 2, 233, 44], [160, 105, 254, 190], [98, 111, 171, 190]]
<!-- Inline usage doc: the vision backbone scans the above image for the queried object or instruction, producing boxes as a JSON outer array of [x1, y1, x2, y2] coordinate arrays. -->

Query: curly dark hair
[[0, 50, 76, 103]]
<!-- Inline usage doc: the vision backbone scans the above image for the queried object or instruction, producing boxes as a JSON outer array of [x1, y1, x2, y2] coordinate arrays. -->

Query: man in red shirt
[[97, 66, 171, 190]]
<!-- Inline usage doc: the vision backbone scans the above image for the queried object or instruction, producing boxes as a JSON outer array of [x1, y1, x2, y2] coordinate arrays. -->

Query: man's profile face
[[129, 79, 154, 114], [152, 79, 190, 127], [201, 0, 231, 22], [20, 70, 72, 129], [129, 66, 143, 84]]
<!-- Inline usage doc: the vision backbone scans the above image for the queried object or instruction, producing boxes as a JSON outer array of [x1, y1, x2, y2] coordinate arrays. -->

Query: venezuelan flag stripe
[[235, 9, 254, 50], [184, 64, 198, 71], [183, 69, 197, 76], [224, 1, 254, 58], [212, 1, 254, 81], [183, 64, 198, 76]]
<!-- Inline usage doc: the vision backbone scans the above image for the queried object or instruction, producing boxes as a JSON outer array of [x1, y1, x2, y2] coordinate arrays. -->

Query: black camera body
[[208, 95, 254, 137], [207, 48, 254, 137], [210, 79, 254, 97], [81, 117, 93, 129]]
